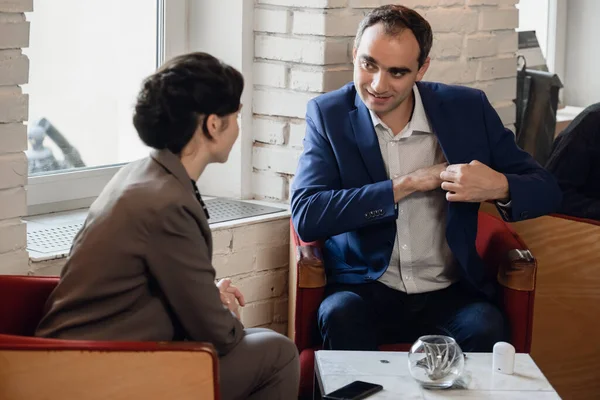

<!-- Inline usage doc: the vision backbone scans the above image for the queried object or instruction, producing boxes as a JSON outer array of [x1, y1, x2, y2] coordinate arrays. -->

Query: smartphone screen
[[323, 380, 383, 400]]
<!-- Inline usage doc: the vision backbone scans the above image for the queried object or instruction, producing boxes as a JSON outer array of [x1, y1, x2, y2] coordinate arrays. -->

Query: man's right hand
[[392, 163, 447, 203]]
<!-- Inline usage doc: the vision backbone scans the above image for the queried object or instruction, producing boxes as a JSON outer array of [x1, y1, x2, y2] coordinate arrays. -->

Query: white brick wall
[[252, 0, 520, 201], [211, 217, 291, 328], [0, 0, 31, 274]]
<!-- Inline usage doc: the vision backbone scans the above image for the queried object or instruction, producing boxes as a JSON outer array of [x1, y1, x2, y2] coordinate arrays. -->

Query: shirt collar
[[369, 85, 432, 135]]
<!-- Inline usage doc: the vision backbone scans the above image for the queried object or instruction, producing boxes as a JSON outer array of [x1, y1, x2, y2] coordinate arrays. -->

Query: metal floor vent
[[26, 199, 284, 254], [27, 223, 83, 254], [204, 198, 284, 224]]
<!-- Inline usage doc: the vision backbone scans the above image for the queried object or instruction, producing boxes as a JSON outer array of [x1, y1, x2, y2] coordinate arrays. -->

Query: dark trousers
[[317, 281, 508, 352]]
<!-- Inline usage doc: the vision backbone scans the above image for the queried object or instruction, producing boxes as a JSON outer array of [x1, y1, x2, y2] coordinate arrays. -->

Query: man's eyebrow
[[359, 55, 377, 64], [388, 66, 412, 74], [358, 55, 413, 74]]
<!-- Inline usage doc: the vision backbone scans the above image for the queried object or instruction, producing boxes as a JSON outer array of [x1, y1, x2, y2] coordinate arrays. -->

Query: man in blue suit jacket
[[290, 5, 561, 352]]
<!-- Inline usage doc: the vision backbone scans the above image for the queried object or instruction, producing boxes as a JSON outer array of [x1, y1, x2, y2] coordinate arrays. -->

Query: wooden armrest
[[550, 213, 600, 226], [0, 341, 218, 400], [0, 338, 216, 351], [497, 249, 537, 291], [296, 245, 326, 289]]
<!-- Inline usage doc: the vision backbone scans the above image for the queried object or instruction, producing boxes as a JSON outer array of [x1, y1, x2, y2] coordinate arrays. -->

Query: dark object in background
[[514, 56, 563, 166], [546, 103, 600, 220], [26, 118, 85, 174]]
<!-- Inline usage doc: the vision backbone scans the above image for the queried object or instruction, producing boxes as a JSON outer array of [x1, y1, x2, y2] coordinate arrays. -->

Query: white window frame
[[546, 0, 567, 83], [517, 0, 567, 102], [185, 0, 254, 201], [26, 0, 190, 215]]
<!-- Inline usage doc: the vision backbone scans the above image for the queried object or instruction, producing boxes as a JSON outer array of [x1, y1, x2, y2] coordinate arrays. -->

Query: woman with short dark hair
[[36, 52, 300, 400]]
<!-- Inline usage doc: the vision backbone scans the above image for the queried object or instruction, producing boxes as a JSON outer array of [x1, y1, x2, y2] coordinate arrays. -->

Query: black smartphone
[[323, 380, 383, 400]]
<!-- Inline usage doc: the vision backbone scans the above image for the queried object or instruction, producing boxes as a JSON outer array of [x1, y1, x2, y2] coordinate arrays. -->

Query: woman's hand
[[217, 278, 246, 319]]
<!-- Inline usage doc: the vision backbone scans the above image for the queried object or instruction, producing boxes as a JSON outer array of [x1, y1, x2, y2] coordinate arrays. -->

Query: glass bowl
[[407, 335, 464, 389]]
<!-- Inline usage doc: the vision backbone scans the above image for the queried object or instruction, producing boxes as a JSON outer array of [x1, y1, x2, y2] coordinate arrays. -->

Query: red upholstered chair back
[[0, 276, 222, 399], [475, 212, 535, 352], [0, 276, 58, 336], [476, 212, 526, 280]]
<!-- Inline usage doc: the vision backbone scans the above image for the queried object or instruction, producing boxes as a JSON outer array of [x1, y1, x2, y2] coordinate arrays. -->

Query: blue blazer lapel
[[417, 81, 469, 165], [349, 93, 388, 183], [417, 82, 471, 272]]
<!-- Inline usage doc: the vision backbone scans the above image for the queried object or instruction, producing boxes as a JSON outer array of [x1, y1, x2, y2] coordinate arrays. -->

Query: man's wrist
[[495, 173, 510, 202], [392, 175, 414, 203]]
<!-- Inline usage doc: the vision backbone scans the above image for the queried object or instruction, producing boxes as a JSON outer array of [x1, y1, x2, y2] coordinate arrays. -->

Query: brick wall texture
[[0, 0, 31, 274]]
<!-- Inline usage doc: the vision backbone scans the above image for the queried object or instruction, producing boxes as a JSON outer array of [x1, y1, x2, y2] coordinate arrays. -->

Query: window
[[25, 0, 188, 214], [517, 0, 550, 57], [517, 0, 566, 82]]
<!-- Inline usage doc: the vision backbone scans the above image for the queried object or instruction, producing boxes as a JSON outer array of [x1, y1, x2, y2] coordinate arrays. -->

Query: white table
[[315, 351, 560, 399]]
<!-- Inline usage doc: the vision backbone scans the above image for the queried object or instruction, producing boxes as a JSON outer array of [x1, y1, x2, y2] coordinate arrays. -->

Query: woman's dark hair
[[354, 5, 433, 68], [133, 52, 244, 154]]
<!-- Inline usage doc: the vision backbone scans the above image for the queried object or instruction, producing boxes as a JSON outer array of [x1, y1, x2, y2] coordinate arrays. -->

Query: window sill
[[25, 198, 290, 264]]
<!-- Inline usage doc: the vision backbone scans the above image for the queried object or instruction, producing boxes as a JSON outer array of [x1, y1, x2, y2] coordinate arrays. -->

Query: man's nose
[[371, 72, 388, 93]]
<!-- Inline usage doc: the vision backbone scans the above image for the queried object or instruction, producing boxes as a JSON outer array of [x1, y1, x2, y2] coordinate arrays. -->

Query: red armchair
[[289, 212, 537, 399], [0, 275, 219, 400]]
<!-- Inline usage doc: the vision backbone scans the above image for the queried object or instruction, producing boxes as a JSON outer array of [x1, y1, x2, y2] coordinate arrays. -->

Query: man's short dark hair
[[354, 5, 433, 68]]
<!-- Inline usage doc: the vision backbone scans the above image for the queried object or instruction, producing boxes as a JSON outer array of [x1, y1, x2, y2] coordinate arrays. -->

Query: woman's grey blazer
[[35, 149, 244, 356]]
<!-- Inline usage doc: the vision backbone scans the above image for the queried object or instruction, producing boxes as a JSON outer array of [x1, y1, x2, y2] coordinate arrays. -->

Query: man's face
[[353, 23, 429, 117]]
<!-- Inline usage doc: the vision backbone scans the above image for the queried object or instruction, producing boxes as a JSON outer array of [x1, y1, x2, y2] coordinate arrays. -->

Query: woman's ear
[[204, 114, 221, 140]]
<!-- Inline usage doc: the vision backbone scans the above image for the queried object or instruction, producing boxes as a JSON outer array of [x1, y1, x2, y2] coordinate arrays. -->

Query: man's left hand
[[440, 160, 510, 203]]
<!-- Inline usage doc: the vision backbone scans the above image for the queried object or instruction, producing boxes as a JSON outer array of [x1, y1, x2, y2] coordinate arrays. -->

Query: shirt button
[[401, 244, 408, 250]]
